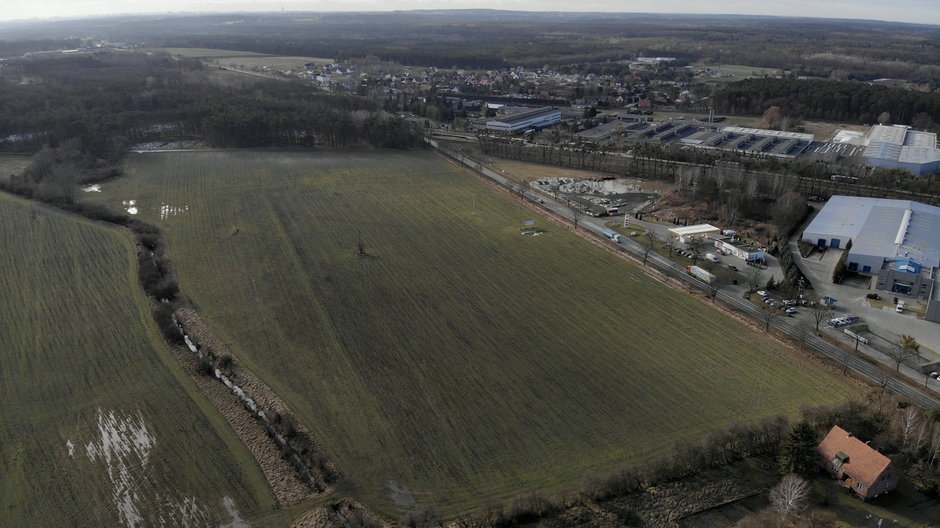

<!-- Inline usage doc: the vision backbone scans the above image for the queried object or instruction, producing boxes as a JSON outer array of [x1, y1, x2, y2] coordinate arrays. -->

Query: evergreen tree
[[779, 421, 819, 476]]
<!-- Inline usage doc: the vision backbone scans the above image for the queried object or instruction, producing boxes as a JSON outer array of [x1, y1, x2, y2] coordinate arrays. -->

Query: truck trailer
[[686, 265, 716, 284], [601, 228, 623, 243]]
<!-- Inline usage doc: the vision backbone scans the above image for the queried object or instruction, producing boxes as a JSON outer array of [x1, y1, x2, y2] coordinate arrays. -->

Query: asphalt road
[[430, 139, 940, 409]]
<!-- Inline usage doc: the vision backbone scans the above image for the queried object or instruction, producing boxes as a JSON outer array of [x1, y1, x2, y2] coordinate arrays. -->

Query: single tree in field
[[356, 230, 367, 256], [770, 474, 810, 518], [811, 303, 832, 331], [779, 421, 818, 476]]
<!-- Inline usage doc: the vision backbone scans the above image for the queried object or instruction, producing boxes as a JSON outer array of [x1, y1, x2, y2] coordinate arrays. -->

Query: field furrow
[[0, 192, 282, 527], [86, 149, 860, 516]]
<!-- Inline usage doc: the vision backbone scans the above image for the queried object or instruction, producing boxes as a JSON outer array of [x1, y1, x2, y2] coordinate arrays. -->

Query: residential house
[[817, 425, 898, 500]]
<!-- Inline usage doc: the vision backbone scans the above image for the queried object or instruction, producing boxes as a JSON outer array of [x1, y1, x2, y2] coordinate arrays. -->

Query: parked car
[[757, 290, 768, 297], [786, 307, 798, 314], [728, 265, 738, 271]]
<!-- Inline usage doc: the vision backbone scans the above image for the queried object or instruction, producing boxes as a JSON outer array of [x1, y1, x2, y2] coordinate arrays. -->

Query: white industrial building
[[486, 107, 562, 133], [801, 196, 940, 322], [852, 125, 940, 177], [667, 224, 720, 244]]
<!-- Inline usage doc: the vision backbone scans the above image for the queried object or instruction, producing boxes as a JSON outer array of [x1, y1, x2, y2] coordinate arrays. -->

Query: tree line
[[0, 51, 422, 154], [401, 394, 940, 528], [712, 78, 940, 129]]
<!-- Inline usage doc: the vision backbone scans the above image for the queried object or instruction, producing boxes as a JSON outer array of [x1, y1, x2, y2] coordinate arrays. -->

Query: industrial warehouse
[[801, 196, 940, 323], [485, 107, 562, 133], [570, 118, 939, 176]]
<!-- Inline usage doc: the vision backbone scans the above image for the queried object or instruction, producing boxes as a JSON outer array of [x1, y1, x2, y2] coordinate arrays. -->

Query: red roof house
[[817, 425, 898, 500]]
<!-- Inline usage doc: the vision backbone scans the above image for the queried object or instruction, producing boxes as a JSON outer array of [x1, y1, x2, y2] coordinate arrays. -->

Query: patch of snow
[[122, 200, 139, 215], [173, 496, 209, 528], [160, 203, 189, 221], [66, 439, 74, 458], [220, 497, 250, 528], [85, 408, 156, 528], [82, 184, 102, 193]]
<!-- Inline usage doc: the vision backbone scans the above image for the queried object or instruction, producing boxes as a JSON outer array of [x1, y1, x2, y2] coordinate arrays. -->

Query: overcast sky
[[3, 0, 938, 26]]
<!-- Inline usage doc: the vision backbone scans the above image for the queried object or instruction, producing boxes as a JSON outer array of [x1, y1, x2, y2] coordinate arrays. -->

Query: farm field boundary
[[435, 140, 940, 410], [0, 191, 283, 527], [84, 149, 861, 517]]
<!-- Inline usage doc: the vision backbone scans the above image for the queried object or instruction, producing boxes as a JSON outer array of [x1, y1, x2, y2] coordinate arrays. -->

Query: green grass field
[[148, 48, 334, 71], [693, 63, 782, 79], [87, 150, 860, 516], [209, 56, 335, 72], [149, 47, 270, 58], [0, 192, 282, 527]]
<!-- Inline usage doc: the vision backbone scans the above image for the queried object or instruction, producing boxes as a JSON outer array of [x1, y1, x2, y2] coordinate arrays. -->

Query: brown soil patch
[[651, 190, 778, 244], [800, 120, 869, 142]]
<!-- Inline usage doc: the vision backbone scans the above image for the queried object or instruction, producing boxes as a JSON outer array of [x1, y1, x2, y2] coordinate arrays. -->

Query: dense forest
[[0, 51, 420, 152], [712, 78, 940, 129], [0, 51, 421, 203], [1, 12, 938, 83]]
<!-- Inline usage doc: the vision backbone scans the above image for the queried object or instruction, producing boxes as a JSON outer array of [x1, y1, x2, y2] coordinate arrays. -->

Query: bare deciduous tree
[[687, 237, 705, 266], [927, 425, 940, 471], [761, 307, 778, 332], [898, 408, 925, 460], [744, 267, 764, 295], [811, 303, 832, 331], [795, 325, 809, 351], [707, 285, 720, 302], [644, 229, 658, 249], [887, 339, 918, 371], [877, 369, 891, 395], [770, 474, 810, 517]]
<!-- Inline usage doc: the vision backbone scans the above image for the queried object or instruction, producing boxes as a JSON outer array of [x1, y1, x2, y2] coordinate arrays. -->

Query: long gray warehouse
[[486, 107, 562, 133], [801, 196, 940, 322]]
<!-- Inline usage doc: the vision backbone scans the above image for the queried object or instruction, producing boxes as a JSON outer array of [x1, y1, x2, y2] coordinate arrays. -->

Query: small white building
[[714, 237, 766, 262], [667, 224, 720, 244]]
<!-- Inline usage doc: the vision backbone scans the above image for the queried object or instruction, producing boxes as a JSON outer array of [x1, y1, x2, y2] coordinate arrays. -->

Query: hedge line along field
[[89, 150, 860, 516], [0, 154, 30, 182], [0, 192, 283, 527]]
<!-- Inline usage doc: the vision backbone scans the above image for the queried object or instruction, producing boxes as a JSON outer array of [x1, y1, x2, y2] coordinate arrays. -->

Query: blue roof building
[[802, 196, 940, 319]]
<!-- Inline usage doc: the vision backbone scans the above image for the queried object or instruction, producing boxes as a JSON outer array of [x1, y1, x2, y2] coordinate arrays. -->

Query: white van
[[896, 301, 905, 313]]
